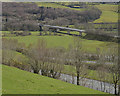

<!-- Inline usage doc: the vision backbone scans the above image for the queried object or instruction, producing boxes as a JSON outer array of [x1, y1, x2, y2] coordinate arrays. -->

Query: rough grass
[[2, 65, 106, 94], [94, 4, 118, 23], [3, 49, 29, 63]]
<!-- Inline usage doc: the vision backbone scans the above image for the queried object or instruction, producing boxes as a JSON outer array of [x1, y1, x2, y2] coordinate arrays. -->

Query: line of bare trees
[[23, 39, 65, 79]]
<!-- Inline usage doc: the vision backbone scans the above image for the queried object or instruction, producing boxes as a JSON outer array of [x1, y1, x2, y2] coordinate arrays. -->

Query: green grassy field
[[94, 4, 118, 23], [3, 49, 29, 64], [64, 65, 113, 83], [36, 2, 85, 11], [2, 65, 106, 94], [95, 4, 118, 12], [4, 35, 117, 53]]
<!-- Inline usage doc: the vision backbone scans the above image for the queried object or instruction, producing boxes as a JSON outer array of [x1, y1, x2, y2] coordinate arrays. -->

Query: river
[[59, 73, 118, 94], [39, 64, 117, 94]]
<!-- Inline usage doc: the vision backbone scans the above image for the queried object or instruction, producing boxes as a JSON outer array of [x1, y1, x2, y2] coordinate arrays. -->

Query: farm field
[[3, 35, 118, 53], [2, 65, 106, 94], [94, 4, 118, 23], [36, 2, 85, 11]]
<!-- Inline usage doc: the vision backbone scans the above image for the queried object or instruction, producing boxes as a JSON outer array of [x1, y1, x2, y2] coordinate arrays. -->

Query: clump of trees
[[24, 39, 65, 79], [2, 38, 30, 71], [2, 2, 101, 31], [2, 38, 26, 51], [2, 38, 65, 79], [95, 47, 120, 95]]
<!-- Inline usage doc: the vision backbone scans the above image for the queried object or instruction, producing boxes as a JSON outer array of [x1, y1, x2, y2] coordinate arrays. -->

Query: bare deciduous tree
[[68, 37, 87, 85], [26, 39, 47, 74], [107, 47, 119, 95]]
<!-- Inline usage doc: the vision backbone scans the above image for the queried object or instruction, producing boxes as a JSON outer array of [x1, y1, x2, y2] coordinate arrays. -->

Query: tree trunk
[[100, 82, 103, 91], [41, 69, 44, 75], [109, 84, 111, 94], [72, 75, 74, 84], [77, 71, 80, 85], [53, 72, 57, 79], [103, 82, 106, 92], [39, 26, 43, 31], [40, 31, 42, 36], [114, 83, 117, 95], [92, 79, 93, 88], [33, 70, 39, 74]]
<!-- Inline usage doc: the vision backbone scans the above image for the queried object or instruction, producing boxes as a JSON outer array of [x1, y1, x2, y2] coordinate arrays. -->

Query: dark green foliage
[[83, 33, 119, 43]]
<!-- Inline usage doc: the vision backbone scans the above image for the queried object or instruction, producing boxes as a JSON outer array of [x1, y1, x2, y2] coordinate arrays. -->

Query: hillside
[[94, 4, 118, 23], [2, 65, 106, 94], [1, 2, 119, 95]]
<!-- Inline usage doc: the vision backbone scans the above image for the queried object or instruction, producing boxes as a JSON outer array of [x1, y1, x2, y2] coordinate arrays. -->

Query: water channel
[[59, 73, 118, 94]]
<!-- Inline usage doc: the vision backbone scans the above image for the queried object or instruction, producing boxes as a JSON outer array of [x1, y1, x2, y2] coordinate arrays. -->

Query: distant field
[[94, 11, 118, 23], [36, 3, 118, 23], [3, 35, 117, 53], [94, 4, 118, 23], [36, 2, 85, 11], [95, 4, 118, 12], [36, 2, 68, 8], [2, 65, 106, 94]]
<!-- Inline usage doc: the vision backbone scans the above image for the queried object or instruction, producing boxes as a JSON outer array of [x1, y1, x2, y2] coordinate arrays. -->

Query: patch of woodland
[[2, 2, 101, 31]]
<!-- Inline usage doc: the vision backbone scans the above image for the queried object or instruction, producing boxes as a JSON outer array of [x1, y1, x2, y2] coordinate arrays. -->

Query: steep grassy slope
[[2, 65, 106, 94]]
